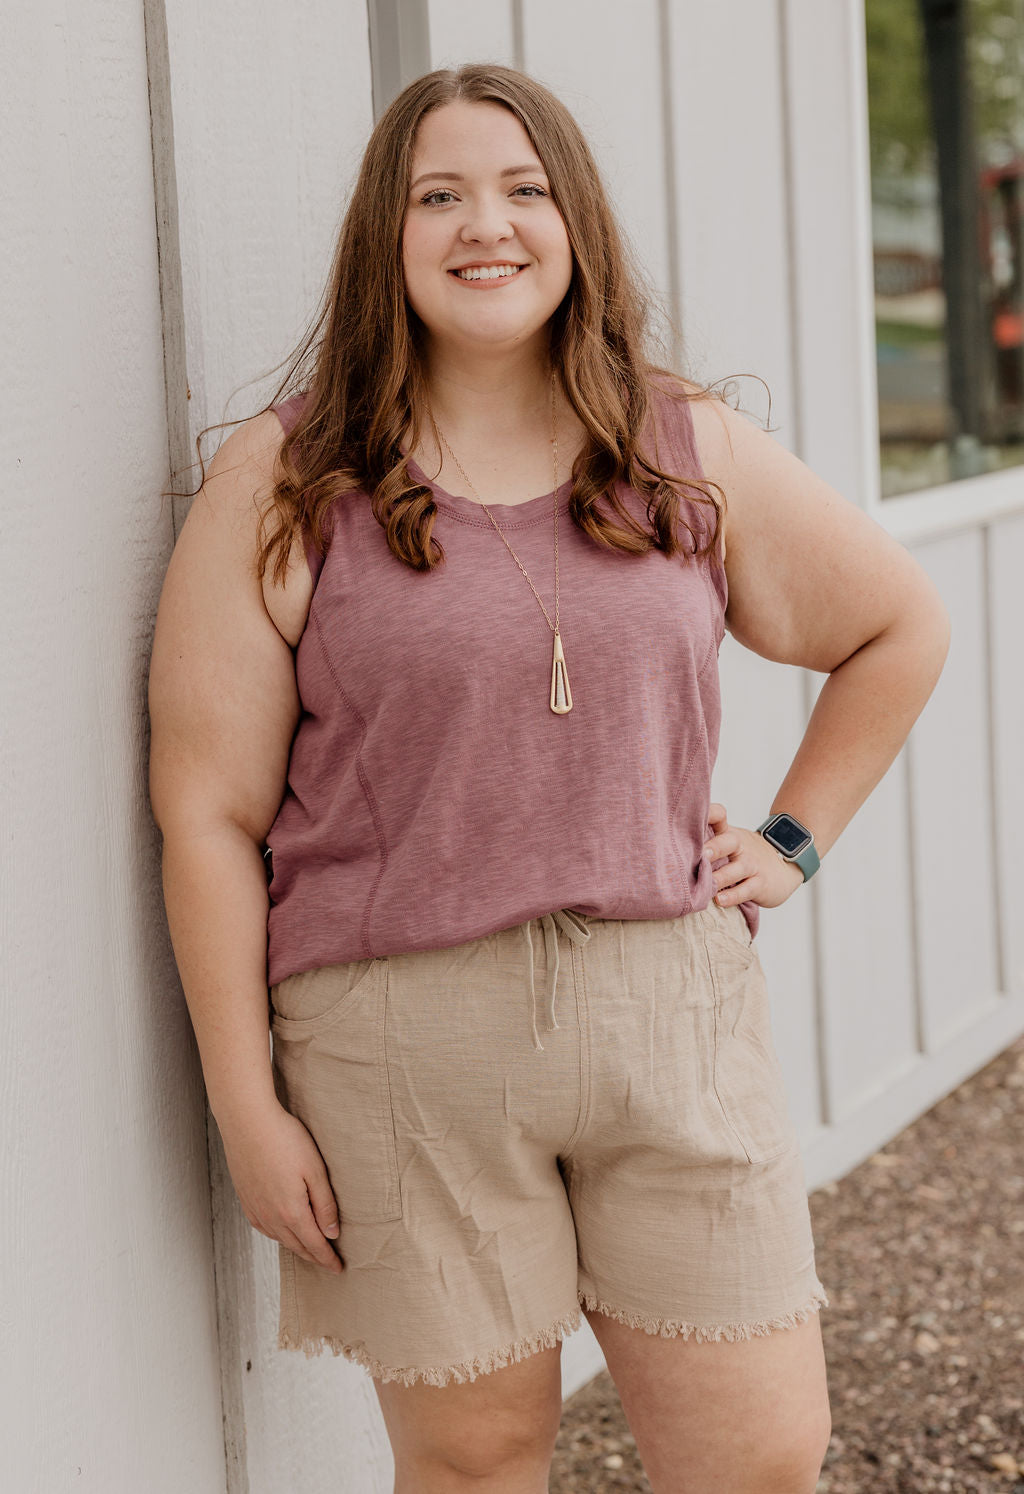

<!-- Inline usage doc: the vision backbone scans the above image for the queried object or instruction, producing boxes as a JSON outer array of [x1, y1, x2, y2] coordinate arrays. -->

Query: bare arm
[[691, 394, 951, 904], [148, 410, 300, 1128], [148, 411, 345, 1273]]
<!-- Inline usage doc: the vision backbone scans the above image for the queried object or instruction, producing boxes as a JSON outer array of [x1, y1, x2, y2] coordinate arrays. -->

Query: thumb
[[307, 1173, 341, 1239]]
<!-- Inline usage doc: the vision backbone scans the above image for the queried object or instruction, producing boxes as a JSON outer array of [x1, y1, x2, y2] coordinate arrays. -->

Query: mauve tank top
[[263, 380, 758, 986]]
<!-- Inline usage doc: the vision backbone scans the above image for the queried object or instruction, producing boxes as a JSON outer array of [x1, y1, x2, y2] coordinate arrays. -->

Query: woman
[[148, 62, 950, 1494]]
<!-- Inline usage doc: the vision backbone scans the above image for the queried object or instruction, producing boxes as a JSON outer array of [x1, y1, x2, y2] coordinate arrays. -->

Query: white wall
[[153, 3, 391, 1489], [160, 0, 378, 518], [782, 0, 1024, 1188], [0, 3, 225, 1489], [6, 2, 1022, 1490]]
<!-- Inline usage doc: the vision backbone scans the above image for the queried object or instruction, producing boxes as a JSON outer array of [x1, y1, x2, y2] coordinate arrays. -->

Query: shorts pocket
[[270, 957, 403, 1223], [270, 956, 381, 1028], [700, 897, 755, 957], [697, 904, 794, 1165]]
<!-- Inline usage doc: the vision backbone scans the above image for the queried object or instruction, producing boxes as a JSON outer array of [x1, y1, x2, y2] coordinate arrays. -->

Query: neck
[[417, 341, 556, 440]]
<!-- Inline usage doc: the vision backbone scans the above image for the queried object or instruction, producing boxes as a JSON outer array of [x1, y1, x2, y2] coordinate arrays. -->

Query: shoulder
[[644, 374, 736, 561], [186, 409, 288, 550], [646, 374, 738, 472], [269, 391, 313, 441], [199, 392, 309, 512], [180, 408, 313, 647]]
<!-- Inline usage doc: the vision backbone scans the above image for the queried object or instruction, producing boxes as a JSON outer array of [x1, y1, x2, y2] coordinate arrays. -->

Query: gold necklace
[[431, 365, 572, 715]]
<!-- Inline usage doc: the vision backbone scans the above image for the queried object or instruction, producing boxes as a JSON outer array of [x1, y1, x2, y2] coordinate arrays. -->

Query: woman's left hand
[[703, 801, 804, 910]]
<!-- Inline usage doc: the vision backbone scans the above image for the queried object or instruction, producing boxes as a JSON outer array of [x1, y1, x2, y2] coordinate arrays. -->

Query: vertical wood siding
[[8, 1, 1017, 1488], [152, 2, 384, 1488], [2, 2, 226, 1490]]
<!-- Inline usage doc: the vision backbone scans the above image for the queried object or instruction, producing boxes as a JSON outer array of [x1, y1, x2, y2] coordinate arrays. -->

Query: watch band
[[756, 813, 820, 882]]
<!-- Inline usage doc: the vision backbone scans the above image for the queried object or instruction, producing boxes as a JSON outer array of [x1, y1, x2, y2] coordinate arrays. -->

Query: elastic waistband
[[522, 909, 591, 1052]]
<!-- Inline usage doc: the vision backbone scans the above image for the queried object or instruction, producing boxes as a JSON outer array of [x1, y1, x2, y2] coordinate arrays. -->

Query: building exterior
[[4, 2, 1021, 1489]]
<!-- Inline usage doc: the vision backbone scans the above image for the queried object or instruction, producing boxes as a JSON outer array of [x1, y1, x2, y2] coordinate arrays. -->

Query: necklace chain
[[431, 366, 560, 637]]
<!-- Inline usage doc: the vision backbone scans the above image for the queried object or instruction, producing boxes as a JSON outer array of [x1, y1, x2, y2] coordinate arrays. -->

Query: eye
[[418, 183, 549, 207]]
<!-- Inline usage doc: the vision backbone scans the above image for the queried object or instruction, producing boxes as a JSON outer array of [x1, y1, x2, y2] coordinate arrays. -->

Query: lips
[[448, 265, 529, 287], [448, 262, 528, 273]]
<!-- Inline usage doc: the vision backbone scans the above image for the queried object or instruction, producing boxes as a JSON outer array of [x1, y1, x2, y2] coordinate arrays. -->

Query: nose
[[459, 193, 516, 247]]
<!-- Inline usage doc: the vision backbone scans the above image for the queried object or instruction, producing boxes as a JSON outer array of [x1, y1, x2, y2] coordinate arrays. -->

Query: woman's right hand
[[217, 1101, 345, 1274]]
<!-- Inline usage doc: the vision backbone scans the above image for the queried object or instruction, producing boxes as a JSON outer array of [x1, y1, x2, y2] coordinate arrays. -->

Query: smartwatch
[[756, 812, 820, 882]]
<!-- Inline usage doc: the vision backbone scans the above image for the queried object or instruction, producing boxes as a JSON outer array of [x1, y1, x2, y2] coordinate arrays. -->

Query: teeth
[[455, 264, 523, 281]]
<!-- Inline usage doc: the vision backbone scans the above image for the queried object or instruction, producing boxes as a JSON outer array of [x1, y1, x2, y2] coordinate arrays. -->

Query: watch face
[[765, 814, 812, 858]]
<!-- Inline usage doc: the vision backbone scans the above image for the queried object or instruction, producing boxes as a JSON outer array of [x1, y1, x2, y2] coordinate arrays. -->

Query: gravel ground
[[550, 1034, 1024, 1492]]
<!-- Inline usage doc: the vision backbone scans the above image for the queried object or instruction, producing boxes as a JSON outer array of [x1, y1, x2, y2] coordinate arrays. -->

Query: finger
[[715, 871, 759, 905], [708, 827, 741, 855], [712, 853, 751, 892], [306, 1172, 341, 1242], [293, 1216, 345, 1273], [297, 1225, 345, 1272], [278, 1222, 337, 1270], [706, 802, 728, 831], [705, 834, 741, 871], [703, 830, 726, 860], [275, 1223, 316, 1262]]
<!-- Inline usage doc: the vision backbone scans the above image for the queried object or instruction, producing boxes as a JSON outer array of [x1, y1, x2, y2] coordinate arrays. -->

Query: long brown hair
[[178, 63, 757, 584]]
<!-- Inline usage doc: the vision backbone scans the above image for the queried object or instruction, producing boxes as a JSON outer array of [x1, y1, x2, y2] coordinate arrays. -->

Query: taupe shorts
[[269, 900, 828, 1387]]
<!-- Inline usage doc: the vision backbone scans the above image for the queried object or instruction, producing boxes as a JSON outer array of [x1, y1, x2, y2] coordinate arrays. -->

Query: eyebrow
[[410, 163, 547, 190]]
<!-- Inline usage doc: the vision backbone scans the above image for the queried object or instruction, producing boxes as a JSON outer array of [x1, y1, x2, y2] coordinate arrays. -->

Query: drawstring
[[523, 915, 558, 1051], [523, 909, 591, 1051]]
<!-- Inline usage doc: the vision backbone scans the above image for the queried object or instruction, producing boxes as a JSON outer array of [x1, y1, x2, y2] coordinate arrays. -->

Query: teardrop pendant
[[550, 630, 573, 714]]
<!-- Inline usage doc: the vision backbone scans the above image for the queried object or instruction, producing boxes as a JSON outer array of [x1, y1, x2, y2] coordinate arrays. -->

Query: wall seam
[[656, 0, 684, 368], [779, 0, 831, 1130], [142, 0, 192, 541], [904, 734, 927, 1054], [981, 524, 1006, 997], [512, 0, 525, 71], [143, 6, 248, 1491], [777, 0, 803, 459], [367, 0, 432, 119]]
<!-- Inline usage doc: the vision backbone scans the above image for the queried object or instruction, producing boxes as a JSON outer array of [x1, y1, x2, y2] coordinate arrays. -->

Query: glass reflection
[[867, 0, 1024, 496]]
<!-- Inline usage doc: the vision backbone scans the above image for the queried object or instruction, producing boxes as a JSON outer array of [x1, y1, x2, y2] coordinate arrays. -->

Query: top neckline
[[403, 453, 574, 524]]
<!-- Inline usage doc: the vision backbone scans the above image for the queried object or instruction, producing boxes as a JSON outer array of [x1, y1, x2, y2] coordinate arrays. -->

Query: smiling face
[[402, 99, 574, 360]]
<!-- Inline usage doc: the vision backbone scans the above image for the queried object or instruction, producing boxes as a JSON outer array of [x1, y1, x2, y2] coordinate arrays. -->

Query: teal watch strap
[[756, 813, 820, 882]]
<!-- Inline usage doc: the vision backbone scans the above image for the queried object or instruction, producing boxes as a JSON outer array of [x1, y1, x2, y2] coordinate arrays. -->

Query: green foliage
[[968, 0, 1024, 159], [865, 0, 1024, 180], [865, 0, 932, 178]]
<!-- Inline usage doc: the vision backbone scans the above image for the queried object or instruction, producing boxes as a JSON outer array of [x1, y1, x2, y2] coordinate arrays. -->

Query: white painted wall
[[6, 1, 1022, 1489], [160, 0, 377, 505], [154, 3, 387, 1490], [0, 3, 225, 1490], [783, 0, 1024, 1191]]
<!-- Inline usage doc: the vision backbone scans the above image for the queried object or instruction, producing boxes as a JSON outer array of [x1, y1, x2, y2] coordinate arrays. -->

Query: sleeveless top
[[263, 380, 759, 986]]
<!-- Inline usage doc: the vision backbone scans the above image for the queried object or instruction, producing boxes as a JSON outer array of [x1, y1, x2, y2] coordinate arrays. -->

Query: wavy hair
[[176, 63, 764, 584]]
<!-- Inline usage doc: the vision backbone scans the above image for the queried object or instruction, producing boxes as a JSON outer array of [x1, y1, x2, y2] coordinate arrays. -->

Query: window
[[866, 0, 1024, 496]]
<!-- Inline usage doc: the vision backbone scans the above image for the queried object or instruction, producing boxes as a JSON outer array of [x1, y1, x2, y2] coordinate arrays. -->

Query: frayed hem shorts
[[269, 900, 828, 1388]]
